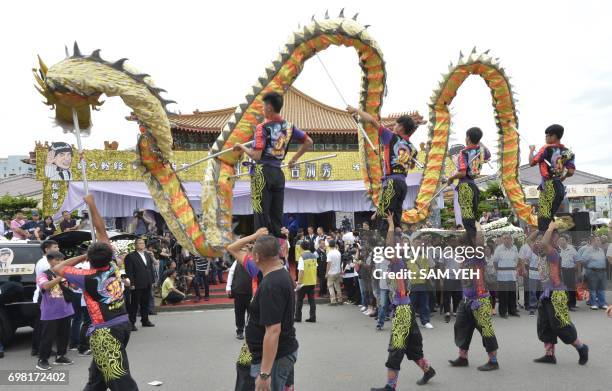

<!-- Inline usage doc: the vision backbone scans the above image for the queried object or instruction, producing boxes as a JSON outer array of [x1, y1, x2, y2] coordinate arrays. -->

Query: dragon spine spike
[[352, 12, 359, 20], [72, 41, 82, 58], [471, 46, 477, 54], [311, 14, 315, 21], [111, 58, 129, 70], [325, 9, 329, 19], [339, 8, 344, 17], [89, 49, 103, 61], [484, 49, 491, 54], [364, 25, 371, 29], [64, 45, 70, 58], [151, 87, 167, 94], [161, 99, 176, 106], [133, 73, 150, 82]]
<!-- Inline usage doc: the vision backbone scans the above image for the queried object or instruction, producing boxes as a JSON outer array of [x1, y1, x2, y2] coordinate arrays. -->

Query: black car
[[0, 241, 43, 346], [0, 230, 137, 345]]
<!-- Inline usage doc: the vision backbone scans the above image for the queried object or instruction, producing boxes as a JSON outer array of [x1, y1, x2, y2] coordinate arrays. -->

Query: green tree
[[0, 195, 38, 221]]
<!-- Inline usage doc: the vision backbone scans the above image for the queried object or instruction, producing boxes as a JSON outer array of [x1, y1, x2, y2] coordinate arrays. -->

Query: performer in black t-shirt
[[54, 195, 138, 390]]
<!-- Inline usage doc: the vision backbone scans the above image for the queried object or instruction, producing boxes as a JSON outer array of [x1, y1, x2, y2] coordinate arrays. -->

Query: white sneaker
[[424, 322, 434, 329], [591, 305, 599, 310], [359, 306, 366, 311]]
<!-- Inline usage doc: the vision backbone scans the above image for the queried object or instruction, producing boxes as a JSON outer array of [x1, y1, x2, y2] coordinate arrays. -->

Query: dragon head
[[33, 51, 104, 130]]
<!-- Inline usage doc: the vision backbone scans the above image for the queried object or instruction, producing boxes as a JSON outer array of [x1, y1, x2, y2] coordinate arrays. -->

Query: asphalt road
[[2, 302, 611, 391]]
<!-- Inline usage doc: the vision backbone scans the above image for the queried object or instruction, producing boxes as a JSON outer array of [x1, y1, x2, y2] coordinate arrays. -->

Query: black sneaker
[[533, 355, 557, 364], [36, 359, 51, 370], [31, 349, 39, 357], [477, 361, 499, 371], [141, 321, 155, 327], [509, 312, 520, 317], [578, 344, 589, 365], [54, 356, 73, 365], [68, 345, 78, 351], [370, 385, 394, 391], [78, 349, 92, 356], [416, 367, 436, 385], [444, 313, 451, 323], [236, 332, 244, 340], [305, 318, 316, 323], [448, 357, 469, 367], [0, 351, 4, 359], [294, 318, 302, 322], [131, 323, 138, 331]]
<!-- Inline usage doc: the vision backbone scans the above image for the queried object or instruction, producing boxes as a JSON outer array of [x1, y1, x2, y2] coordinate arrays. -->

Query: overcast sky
[[3, 0, 611, 178]]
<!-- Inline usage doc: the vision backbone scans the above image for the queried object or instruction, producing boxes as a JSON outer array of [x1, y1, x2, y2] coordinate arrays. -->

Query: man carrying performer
[[532, 221, 588, 365], [371, 213, 436, 391], [234, 92, 313, 238], [53, 195, 138, 390], [449, 224, 500, 372], [346, 106, 422, 232], [446, 127, 491, 239], [529, 124, 575, 232], [227, 228, 298, 391]]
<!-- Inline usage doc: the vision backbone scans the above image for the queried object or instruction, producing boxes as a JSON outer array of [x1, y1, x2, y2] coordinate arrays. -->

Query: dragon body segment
[[402, 49, 536, 226], [35, 17, 537, 258], [201, 16, 388, 252]]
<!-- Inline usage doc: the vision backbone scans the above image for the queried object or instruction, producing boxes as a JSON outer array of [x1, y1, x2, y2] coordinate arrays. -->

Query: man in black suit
[[305, 226, 317, 252], [125, 238, 155, 329]]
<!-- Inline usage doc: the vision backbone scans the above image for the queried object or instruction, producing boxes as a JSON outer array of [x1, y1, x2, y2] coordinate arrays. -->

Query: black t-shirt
[[246, 268, 298, 364]]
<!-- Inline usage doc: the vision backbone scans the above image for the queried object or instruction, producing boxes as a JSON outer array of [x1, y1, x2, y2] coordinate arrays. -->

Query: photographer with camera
[[129, 209, 156, 236], [342, 244, 360, 305]]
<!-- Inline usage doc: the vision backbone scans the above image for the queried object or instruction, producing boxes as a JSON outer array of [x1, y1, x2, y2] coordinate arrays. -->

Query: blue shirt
[[579, 246, 607, 269]]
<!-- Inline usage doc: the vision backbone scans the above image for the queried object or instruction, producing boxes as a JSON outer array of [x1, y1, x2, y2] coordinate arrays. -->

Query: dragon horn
[[339, 8, 344, 17], [352, 12, 359, 20], [73, 41, 82, 57], [325, 9, 329, 19], [37, 55, 48, 76]]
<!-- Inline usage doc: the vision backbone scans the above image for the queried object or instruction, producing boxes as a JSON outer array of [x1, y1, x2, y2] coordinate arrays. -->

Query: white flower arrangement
[[482, 217, 510, 231], [112, 240, 135, 256], [482, 218, 525, 241]]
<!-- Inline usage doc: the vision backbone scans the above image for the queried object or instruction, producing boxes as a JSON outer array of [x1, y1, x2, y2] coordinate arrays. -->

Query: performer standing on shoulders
[[446, 127, 491, 239], [346, 106, 422, 233], [529, 124, 575, 232], [449, 224, 499, 372], [532, 221, 588, 365], [371, 213, 436, 391], [234, 92, 313, 238], [53, 195, 138, 390]]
